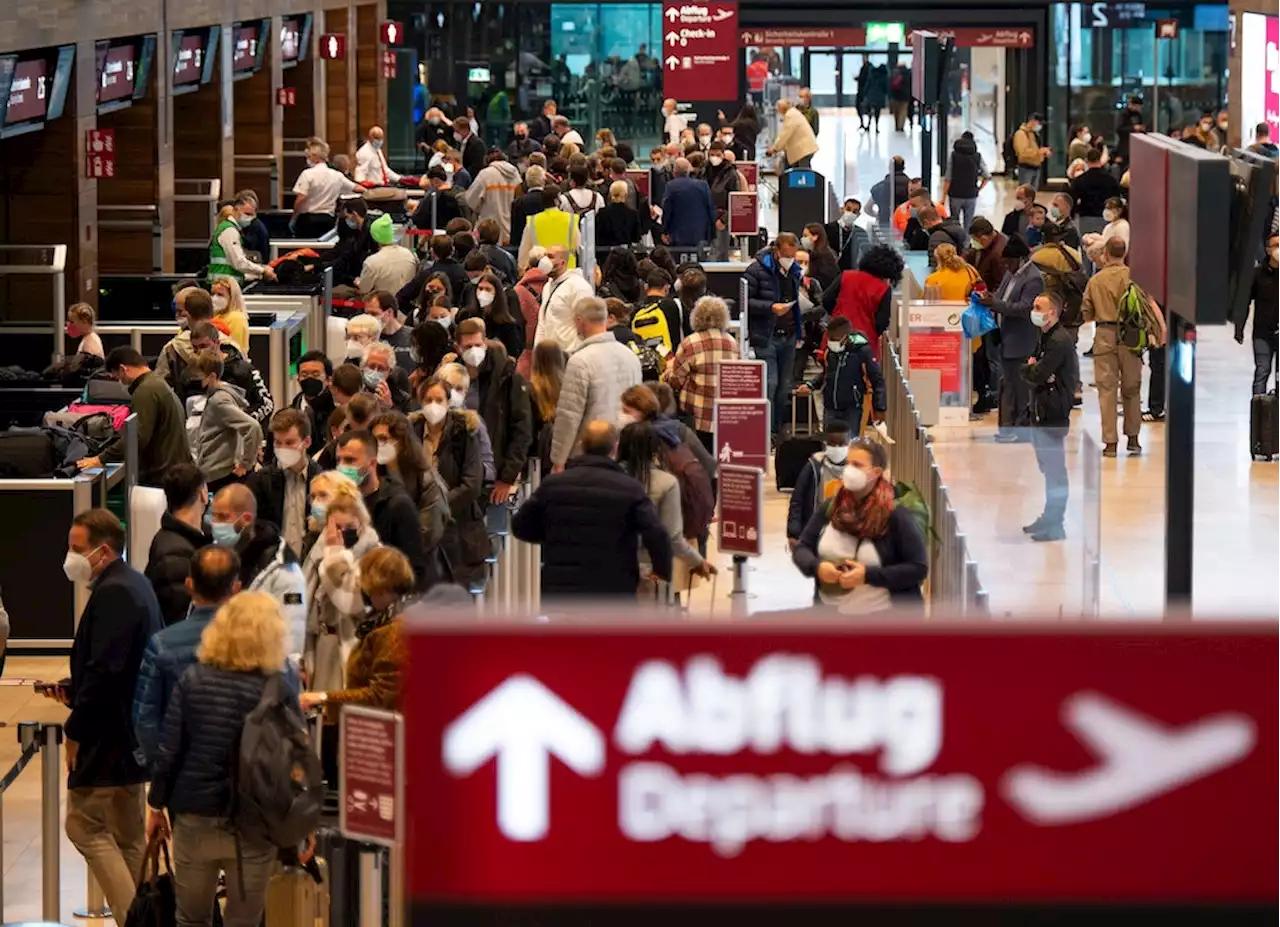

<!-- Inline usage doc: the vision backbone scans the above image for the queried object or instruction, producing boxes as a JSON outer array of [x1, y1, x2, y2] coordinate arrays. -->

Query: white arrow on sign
[[665, 55, 680, 70], [1002, 691, 1255, 826], [443, 674, 604, 842], [665, 30, 680, 45], [665, 7, 680, 21]]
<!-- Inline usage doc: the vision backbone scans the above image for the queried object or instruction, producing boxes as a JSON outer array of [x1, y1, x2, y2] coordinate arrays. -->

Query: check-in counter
[[702, 261, 750, 305], [95, 311, 307, 411], [268, 227, 340, 263], [0, 416, 138, 651], [98, 273, 195, 323], [244, 266, 333, 364]]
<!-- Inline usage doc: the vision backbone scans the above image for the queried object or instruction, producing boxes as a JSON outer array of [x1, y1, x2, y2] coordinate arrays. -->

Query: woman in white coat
[[303, 473, 380, 691]]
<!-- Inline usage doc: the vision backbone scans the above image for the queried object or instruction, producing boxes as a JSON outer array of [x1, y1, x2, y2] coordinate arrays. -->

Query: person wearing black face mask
[[506, 121, 539, 163], [290, 350, 336, 441], [300, 491, 381, 698], [326, 199, 378, 291]]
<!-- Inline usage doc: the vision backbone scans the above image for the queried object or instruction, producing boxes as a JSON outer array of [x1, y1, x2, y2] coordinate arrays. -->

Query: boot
[[1102, 443, 1117, 457], [1127, 436, 1142, 455]]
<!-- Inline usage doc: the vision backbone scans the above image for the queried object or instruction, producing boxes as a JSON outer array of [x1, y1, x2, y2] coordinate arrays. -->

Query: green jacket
[[103, 372, 192, 484], [208, 217, 242, 281], [798, 103, 820, 138]]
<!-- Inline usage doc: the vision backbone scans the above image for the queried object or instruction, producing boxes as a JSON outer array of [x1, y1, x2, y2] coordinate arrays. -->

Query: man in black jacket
[[145, 462, 210, 625], [1023, 292, 1079, 542], [510, 165, 547, 254], [52, 508, 160, 921], [512, 420, 672, 598], [453, 115, 487, 179], [291, 350, 336, 443], [328, 198, 379, 289], [917, 205, 968, 263], [249, 409, 322, 556], [337, 430, 432, 589], [455, 320, 533, 503]]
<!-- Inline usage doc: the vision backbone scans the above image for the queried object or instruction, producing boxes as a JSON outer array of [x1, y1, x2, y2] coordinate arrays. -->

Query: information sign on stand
[[727, 191, 758, 237], [717, 464, 764, 556], [906, 301, 970, 426], [713, 398, 769, 471], [340, 706, 405, 846], [624, 169, 651, 200], [716, 359, 765, 399], [661, 1, 738, 101], [737, 161, 758, 189]]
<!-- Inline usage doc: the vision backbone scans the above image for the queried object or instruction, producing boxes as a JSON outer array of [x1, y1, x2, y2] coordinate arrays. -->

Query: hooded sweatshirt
[[462, 159, 523, 244], [196, 382, 263, 482]]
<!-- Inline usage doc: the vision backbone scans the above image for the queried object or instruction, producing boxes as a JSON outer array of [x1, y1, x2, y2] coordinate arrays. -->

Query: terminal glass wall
[[386, 1, 667, 167], [1046, 2, 1229, 168]]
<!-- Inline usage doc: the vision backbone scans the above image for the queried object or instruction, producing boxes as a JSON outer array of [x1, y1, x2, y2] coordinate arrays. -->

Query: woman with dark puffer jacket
[[145, 591, 301, 927]]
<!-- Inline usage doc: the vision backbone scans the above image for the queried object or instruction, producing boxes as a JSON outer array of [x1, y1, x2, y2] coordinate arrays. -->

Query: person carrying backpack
[[145, 591, 313, 927], [797, 315, 887, 433], [1082, 235, 1163, 456], [1032, 225, 1088, 404]]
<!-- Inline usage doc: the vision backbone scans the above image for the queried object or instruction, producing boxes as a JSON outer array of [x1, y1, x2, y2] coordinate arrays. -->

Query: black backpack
[[1038, 244, 1088, 327], [233, 674, 323, 849]]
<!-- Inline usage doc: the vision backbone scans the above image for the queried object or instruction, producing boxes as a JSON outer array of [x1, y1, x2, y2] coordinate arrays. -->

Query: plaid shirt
[[664, 329, 739, 433]]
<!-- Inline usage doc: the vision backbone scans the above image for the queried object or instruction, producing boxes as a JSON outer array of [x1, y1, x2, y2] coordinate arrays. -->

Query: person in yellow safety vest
[[517, 185, 579, 273], [208, 198, 275, 284]]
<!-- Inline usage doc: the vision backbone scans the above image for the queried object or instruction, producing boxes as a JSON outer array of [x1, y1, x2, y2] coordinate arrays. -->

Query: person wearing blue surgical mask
[[208, 197, 275, 284], [355, 125, 401, 187], [360, 341, 413, 414]]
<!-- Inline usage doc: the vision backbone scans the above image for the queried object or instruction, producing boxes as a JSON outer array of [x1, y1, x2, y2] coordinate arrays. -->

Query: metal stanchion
[[75, 871, 110, 919], [41, 723, 62, 922], [359, 847, 382, 927], [730, 555, 748, 617]]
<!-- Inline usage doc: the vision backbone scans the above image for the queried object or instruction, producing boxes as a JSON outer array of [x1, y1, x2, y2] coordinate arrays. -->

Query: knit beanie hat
[[370, 214, 395, 246]]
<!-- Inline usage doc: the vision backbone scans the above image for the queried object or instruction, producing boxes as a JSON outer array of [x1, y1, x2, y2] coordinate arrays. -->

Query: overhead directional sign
[[380, 20, 403, 45], [662, 1, 738, 102], [406, 621, 1276, 904]]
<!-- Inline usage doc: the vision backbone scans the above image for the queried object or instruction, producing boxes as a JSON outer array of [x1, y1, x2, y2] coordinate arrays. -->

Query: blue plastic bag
[[961, 293, 997, 339]]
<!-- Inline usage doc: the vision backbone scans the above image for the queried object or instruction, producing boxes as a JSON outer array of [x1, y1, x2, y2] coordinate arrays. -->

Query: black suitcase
[[314, 826, 359, 927], [775, 392, 823, 492], [0, 428, 56, 478], [1250, 392, 1278, 461]]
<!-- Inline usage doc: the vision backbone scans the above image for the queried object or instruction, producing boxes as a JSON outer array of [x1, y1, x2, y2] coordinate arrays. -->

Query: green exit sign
[[866, 22, 906, 44]]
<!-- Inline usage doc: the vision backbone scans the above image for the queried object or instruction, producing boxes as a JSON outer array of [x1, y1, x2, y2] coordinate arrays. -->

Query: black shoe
[[1022, 517, 1046, 534], [1127, 437, 1142, 455], [1031, 525, 1067, 542]]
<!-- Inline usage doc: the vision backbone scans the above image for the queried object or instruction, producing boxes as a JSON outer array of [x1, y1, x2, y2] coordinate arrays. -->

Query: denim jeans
[[1253, 335, 1278, 395], [1031, 426, 1069, 528], [172, 814, 275, 927], [1017, 165, 1041, 191], [757, 332, 797, 434], [950, 197, 977, 237]]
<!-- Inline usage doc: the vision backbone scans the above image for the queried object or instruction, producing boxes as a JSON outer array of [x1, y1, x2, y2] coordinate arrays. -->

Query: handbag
[[124, 833, 176, 927], [960, 293, 997, 339]]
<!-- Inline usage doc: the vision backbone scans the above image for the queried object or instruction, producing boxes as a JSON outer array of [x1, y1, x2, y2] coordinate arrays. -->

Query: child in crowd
[[797, 315, 886, 434], [66, 303, 104, 358]]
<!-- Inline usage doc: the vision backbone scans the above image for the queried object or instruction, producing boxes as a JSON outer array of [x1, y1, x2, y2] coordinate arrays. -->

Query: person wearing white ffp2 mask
[[790, 438, 928, 614], [48, 508, 161, 925], [785, 419, 852, 553]]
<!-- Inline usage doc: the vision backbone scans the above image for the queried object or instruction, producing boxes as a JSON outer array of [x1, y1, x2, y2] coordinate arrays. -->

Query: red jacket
[[829, 270, 890, 359]]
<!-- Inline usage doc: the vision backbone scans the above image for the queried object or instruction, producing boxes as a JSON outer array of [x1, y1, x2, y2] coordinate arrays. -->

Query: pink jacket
[[514, 269, 549, 377]]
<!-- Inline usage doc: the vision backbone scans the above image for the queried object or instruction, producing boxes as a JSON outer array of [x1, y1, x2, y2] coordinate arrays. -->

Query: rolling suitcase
[[1250, 392, 1278, 461], [775, 392, 824, 492], [264, 858, 329, 927]]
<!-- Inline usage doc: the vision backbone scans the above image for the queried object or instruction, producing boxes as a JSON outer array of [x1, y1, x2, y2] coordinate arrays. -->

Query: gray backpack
[[234, 674, 323, 848]]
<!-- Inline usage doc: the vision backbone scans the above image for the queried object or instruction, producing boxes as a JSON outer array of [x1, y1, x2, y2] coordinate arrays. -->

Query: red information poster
[[716, 359, 765, 399], [406, 622, 1277, 905], [737, 160, 758, 189], [909, 331, 964, 394], [661, 2, 738, 101], [713, 398, 769, 471], [727, 191, 758, 237], [625, 169, 651, 200], [717, 464, 763, 556], [340, 706, 405, 846]]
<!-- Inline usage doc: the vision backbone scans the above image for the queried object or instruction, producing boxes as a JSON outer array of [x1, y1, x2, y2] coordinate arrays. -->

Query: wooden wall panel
[[354, 3, 378, 138], [233, 70, 275, 204], [323, 6, 351, 156], [97, 95, 161, 274]]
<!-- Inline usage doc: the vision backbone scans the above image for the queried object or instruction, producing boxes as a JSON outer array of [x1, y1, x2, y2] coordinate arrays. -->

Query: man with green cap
[[357, 214, 419, 299]]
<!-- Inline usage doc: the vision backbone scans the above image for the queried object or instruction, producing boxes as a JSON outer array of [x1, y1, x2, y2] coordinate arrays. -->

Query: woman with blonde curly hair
[[664, 295, 739, 449], [209, 275, 251, 354], [145, 590, 303, 927], [924, 243, 980, 302], [303, 482, 379, 693]]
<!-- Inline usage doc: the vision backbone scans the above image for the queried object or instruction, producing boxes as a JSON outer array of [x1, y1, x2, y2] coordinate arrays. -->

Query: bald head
[[580, 420, 617, 457], [673, 157, 692, 177], [1103, 236, 1128, 262], [214, 483, 257, 519], [368, 126, 385, 143]]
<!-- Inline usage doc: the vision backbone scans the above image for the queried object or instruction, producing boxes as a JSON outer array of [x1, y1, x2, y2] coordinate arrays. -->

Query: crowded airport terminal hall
[[0, 0, 1274, 923]]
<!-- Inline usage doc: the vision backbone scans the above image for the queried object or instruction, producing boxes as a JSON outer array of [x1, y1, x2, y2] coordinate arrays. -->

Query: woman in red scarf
[[791, 439, 927, 613]]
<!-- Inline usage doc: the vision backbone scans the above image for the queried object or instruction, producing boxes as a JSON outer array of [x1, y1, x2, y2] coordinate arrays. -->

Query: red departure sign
[[907, 26, 1035, 48], [661, 1, 738, 102], [717, 464, 764, 556], [405, 622, 1276, 903], [85, 128, 116, 179], [340, 706, 404, 846], [318, 34, 346, 61]]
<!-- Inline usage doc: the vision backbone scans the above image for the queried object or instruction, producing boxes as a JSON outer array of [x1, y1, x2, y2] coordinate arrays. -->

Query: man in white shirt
[[356, 215, 419, 298], [533, 245, 594, 354], [354, 126, 402, 187], [292, 140, 359, 238], [552, 115, 586, 148], [662, 99, 686, 146]]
